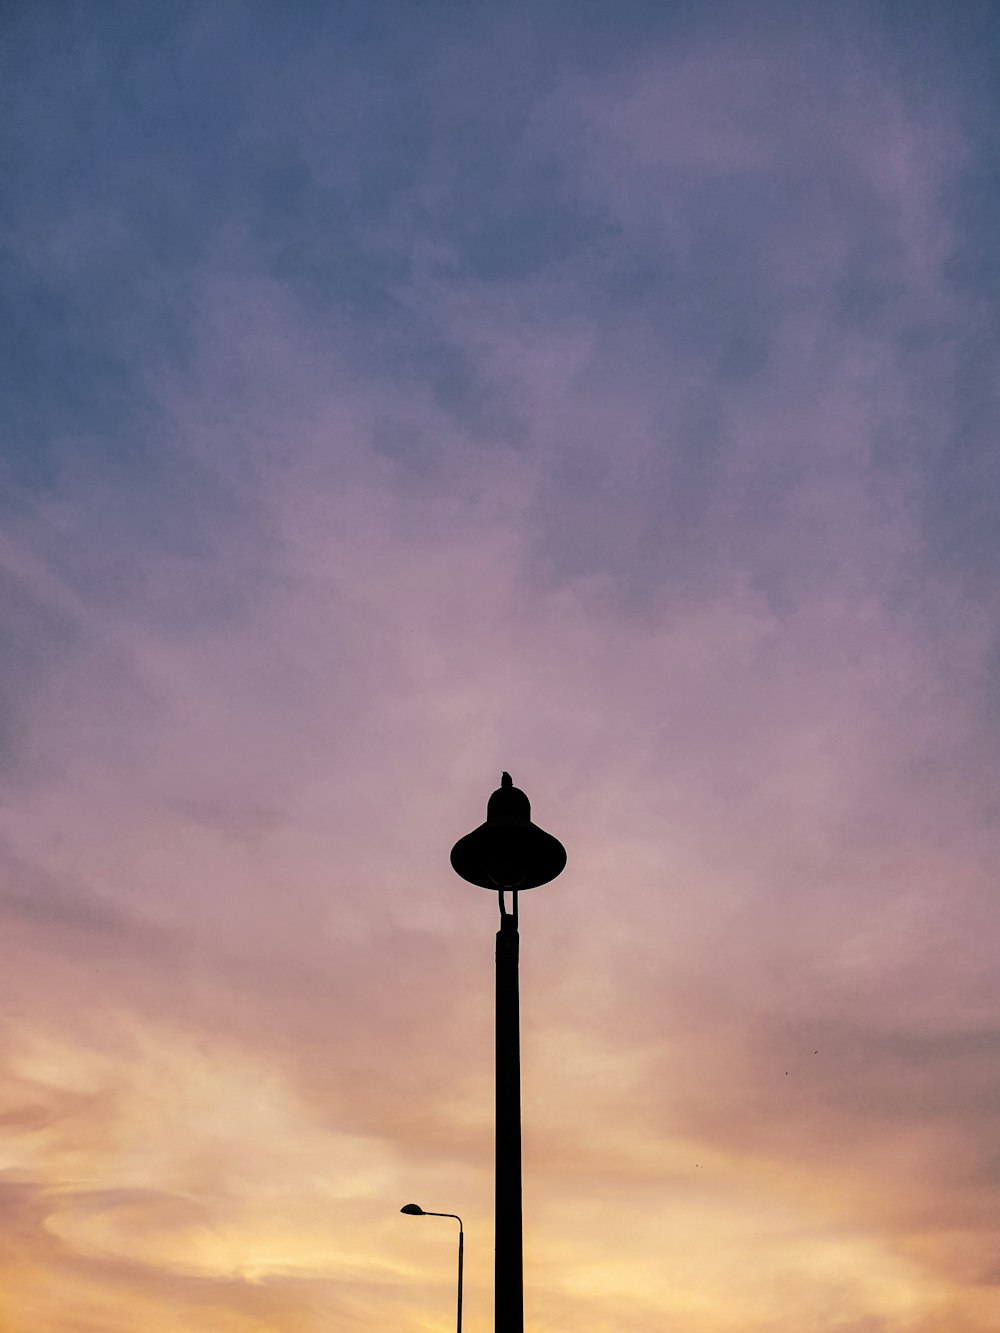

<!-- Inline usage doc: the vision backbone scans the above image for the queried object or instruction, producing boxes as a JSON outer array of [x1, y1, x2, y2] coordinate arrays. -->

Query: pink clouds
[[1, 4, 999, 1330]]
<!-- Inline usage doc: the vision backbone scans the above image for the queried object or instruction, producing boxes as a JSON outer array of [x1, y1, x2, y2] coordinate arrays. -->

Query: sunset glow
[[3, 3, 1000, 1329]]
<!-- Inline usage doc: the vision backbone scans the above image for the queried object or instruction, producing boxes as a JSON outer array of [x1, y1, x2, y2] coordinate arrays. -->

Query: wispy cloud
[[1, 2, 999, 1329]]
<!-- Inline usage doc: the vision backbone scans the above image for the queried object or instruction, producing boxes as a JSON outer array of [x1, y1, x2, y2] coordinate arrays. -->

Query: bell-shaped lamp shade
[[450, 773, 566, 891], [400, 1203, 425, 1215]]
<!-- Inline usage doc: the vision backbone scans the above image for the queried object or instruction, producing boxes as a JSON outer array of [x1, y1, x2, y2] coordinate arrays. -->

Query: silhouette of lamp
[[400, 1203, 464, 1333], [450, 773, 566, 1333]]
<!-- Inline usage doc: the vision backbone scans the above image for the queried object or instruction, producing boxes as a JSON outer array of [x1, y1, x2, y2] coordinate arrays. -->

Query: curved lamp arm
[[420, 1210, 463, 1228]]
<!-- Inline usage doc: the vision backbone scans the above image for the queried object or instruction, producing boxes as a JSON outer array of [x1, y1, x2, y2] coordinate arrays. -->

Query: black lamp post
[[450, 773, 566, 1333], [400, 1203, 464, 1333]]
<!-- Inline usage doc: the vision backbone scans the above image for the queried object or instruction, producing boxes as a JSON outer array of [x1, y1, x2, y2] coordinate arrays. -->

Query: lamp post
[[400, 1204, 464, 1333], [450, 773, 566, 1333]]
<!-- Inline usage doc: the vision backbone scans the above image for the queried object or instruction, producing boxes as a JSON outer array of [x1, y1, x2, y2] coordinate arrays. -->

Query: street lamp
[[450, 773, 566, 1333], [400, 1203, 464, 1333]]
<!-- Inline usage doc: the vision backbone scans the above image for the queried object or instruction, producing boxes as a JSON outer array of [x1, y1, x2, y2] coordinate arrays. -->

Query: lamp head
[[400, 1203, 424, 1215], [450, 773, 566, 891]]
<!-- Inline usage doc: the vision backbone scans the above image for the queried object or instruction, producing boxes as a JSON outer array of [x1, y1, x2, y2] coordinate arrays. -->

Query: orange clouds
[[3, 2, 1000, 1329]]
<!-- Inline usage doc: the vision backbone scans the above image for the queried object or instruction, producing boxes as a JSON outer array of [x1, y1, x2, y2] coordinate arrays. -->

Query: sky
[[2, 1, 1000, 1329]]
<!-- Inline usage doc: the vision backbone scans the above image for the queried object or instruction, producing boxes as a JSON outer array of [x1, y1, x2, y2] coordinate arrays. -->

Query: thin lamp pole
[[401, 1207, 463, 1333]]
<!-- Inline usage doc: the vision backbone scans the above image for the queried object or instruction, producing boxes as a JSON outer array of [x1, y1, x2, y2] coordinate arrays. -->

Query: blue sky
[[2, 4, 1000, 1330]]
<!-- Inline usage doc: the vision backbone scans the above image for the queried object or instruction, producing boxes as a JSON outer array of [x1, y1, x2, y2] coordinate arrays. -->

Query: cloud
[[1, 3, 999, 1330]]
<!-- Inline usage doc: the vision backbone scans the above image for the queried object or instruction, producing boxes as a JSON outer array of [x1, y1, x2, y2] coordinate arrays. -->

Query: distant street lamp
[[400, 1203, 464, 1333], [450, 773, 566, 1333]]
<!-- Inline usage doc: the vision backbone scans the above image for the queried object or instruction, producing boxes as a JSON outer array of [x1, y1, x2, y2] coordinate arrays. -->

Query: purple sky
[[2, 3, 1000, 1330]]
